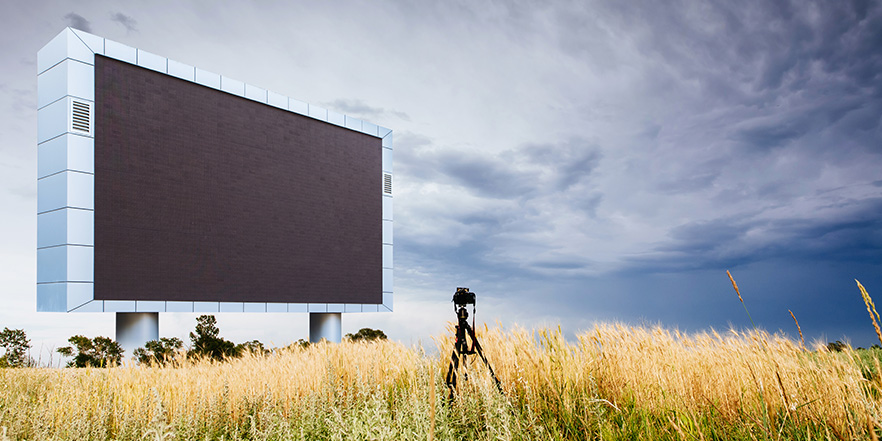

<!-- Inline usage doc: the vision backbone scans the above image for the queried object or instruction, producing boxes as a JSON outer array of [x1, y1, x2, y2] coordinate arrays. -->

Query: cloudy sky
[[2, 0, 881, 362]]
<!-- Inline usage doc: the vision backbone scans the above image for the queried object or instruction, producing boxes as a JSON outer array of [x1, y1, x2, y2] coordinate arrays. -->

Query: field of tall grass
[[1, 320, 880, 440]]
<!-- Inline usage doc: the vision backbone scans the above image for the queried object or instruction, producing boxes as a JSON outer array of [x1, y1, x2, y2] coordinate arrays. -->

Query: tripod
[[445, 303, 503, 401]]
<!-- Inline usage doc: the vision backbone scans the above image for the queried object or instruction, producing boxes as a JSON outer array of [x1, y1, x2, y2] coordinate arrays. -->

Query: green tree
[[345, 328, 387, 342], [188, 315, 239, 361], [236, 339, 270, 356], [286, 339, 312, 350], [826, 340, 848, 352], [133, 337, 184, 366], [57, 335, 123, 367], [0, 327, 32, 368]]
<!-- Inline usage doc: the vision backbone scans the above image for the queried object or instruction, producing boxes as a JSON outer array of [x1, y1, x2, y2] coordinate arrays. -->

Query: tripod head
[[456, 305, 469, 322], [453, 287, 476, 328]]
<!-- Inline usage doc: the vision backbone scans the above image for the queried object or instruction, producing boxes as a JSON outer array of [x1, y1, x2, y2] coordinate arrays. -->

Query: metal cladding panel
[[37, 208, 93, 248], [37, 98, 69, 144], [38, 59, 95, 108], [168, 59, 195, 81], [37, 28, 94, 74], [104, 39, 136, 64], [92, 55, 383, 304], [136, 49, 167, 73], [37, 171, 94, 214], [383, 220, 393, 245], [266, 302, 287, 312], [36, 283, 66, 311], [37, 134, 94, 179]]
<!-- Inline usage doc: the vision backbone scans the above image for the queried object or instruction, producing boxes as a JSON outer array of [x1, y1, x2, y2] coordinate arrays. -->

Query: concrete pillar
[[116, 312, 159, 357], [309, 313, 341, 343]]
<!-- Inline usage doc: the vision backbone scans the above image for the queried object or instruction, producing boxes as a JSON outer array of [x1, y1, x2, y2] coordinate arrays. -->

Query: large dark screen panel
[[94, 55, 382, 304]]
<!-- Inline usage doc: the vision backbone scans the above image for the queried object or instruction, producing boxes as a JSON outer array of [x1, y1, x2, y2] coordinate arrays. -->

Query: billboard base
[[309, 313, 341, 343], [116, 312, 159, 357]]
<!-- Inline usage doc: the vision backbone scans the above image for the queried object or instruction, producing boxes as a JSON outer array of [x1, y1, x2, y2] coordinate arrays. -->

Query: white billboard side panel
[[70, 29, 104, 55], [104, 39, 136, 64], [382, 268, 393, 293], [105, 300, 136, 312], [37, 135, 94, 179], [37, 28, 94, 74], [244, 84, 267, 103], [193, 302, 220, 313], [195, 68, 221, 89], [266, 303, 287, 313], [344, 115, 362, 131], [287, 303, 308, 313], [166, 301, 195, 312], [66, 171, 94, 211], [383, 244, 393, 269], [361, 121, 379, 137], [383, 220, 393, 245], [36, 283, 66, 311], [37, 98, 69, 144], [244, 303, 266, 313], [37, 172, 67, 214], [382, 148, 393, 173], [67, 246, 93, 282], [168, 59, 195, 81], [136, 301, 166, 312], [267, 91, 287, 109], [382, 196, 393, 221], [136, 49, 167, 73], [308, 304, 327, 313], [289, 98, 308, 116], [220, 77, 245, 97], [37, 210, 67, 249], [220, 302, 244, 312], [308, 104, 327, 121], [71, 299, 103, 312], [67, 209, 94, 246], [328, 110, 345, 126]]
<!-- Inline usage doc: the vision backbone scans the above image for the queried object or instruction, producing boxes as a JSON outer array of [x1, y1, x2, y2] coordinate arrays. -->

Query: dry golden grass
[[3, 276, 882, 439], [2, 320, 879, 440]]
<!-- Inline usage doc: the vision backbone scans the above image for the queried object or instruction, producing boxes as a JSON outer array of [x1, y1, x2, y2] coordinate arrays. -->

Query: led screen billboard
[[36, 28, 393, 313]]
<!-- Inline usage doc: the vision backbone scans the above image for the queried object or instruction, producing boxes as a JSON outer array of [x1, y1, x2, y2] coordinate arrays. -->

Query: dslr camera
[[452, 287, 476, 306]]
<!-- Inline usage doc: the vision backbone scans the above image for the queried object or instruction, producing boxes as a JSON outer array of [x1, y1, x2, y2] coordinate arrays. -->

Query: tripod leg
[[467, 325, 504, 395], [445, 349, 460, 402]]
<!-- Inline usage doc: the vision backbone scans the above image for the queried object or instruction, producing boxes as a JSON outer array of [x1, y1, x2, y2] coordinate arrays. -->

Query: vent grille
[[383, 174, 392, 195], [71, 100, 91, 134]]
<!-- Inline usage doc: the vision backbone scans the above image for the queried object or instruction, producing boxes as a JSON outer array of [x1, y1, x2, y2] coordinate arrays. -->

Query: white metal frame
[[37, 28, 393, 314]]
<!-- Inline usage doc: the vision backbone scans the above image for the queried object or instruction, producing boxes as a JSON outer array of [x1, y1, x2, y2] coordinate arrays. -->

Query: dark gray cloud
[[625, 197, 882, 273], [434, 151, 536, 199], [326, 99, 410, 122], [63, 12, 91, 32], [111, 12, 137, 32], [398, 136, 602, 202]]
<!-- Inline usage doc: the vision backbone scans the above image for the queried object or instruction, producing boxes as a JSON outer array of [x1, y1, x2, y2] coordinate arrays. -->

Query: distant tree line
[[38, 315, 387, 367]]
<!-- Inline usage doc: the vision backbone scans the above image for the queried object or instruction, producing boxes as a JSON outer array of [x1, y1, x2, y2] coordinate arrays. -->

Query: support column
[[309, 313, 341, 343], [116, 312, 159, 357]]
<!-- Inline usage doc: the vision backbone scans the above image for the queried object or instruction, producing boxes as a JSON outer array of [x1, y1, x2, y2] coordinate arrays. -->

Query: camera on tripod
[[452, 287, 475, 321], [445, 286, 502, 401], [452, 287, 476, 307]]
